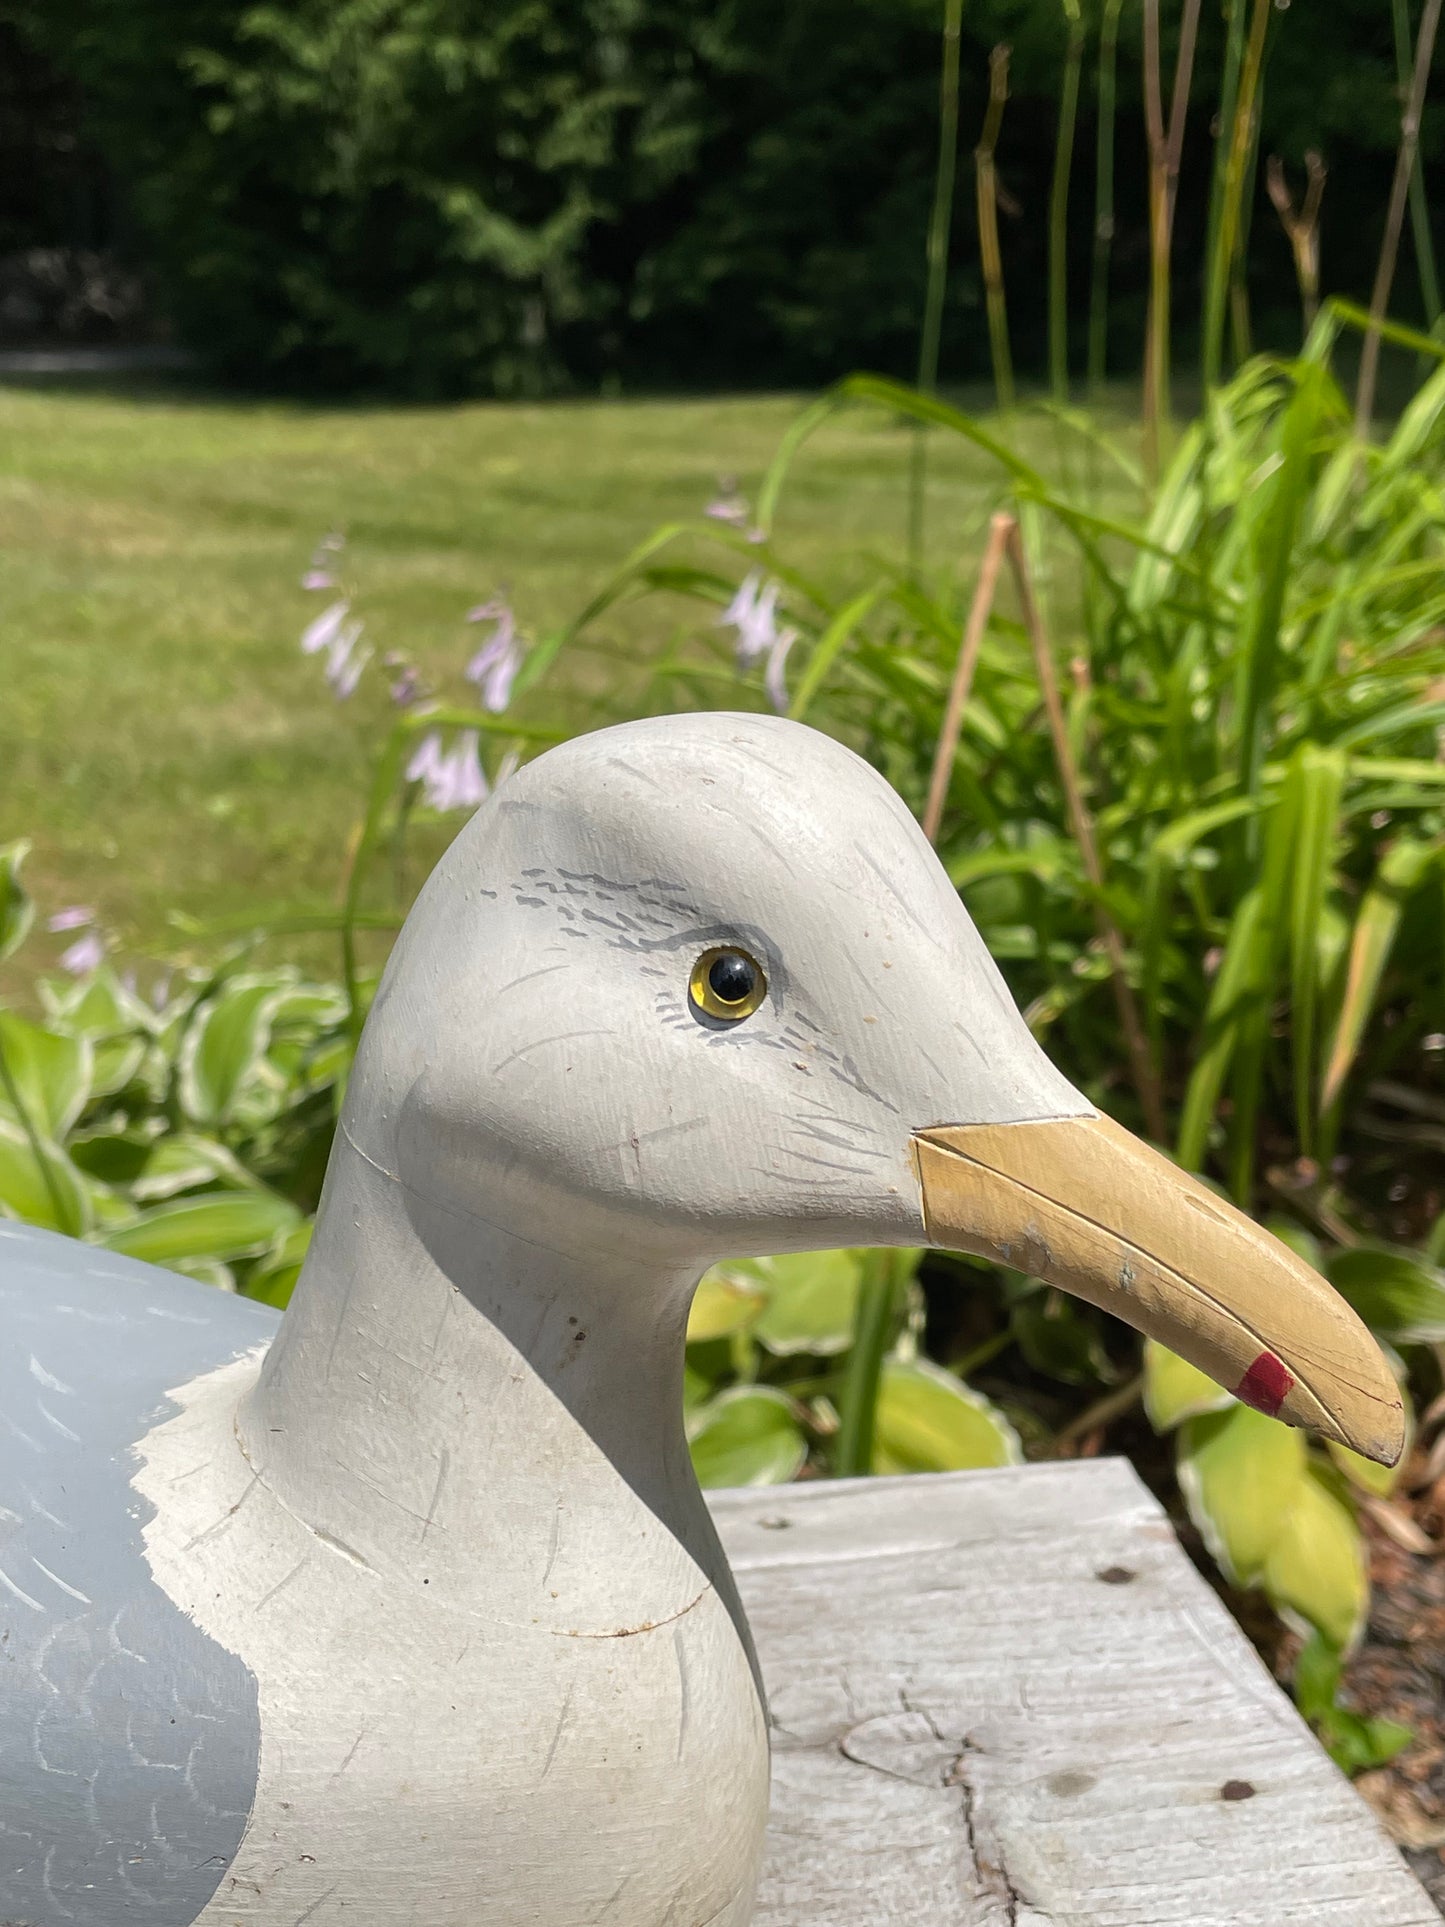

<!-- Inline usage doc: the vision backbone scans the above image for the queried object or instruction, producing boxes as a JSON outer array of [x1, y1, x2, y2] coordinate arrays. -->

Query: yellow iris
[[689, 946, 767, 1022]]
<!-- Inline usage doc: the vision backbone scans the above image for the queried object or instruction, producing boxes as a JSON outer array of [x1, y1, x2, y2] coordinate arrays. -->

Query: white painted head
[[205, 711, 1402, 1927]]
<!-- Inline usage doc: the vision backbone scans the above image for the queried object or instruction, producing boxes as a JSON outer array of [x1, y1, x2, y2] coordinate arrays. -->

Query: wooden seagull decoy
[[0, 713, 1402, 1926]]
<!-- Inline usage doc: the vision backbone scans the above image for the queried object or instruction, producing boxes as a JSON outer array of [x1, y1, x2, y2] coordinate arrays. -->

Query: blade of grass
[[923, 511, 1015, 842], [1003, 522, 1167, 1139], [1287, 746, 1346, 1154], [1204, 0, 1271, 391], [1141, 0, 1202, 474], [1088, 0, 1126, 395], [1393, 0, 1443, 333], [1357, 0, 1444, 437], [1322, 836, 1439, 1110], [908, 0, 965, 580], [1050, 0, 1086, 403], [976, 45, 1015, 413]]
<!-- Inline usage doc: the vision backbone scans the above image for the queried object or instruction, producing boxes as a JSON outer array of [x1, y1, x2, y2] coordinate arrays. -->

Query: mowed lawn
[[0, 374, 1135, 979]]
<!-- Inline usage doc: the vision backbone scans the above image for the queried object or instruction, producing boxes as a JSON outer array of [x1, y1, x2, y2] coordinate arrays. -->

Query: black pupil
[[708, 953, 756, 1005]]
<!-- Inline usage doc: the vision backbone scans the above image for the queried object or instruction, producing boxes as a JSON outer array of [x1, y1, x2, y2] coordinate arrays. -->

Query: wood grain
[[713, 1460, 1439, 1926]]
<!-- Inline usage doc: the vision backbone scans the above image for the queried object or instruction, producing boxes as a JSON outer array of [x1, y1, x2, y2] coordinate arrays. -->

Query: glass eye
[[689, 946, 767, 1022]]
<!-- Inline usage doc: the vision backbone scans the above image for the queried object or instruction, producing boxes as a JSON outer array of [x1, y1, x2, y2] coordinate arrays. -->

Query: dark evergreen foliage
[[2, 0, 1436, 393]]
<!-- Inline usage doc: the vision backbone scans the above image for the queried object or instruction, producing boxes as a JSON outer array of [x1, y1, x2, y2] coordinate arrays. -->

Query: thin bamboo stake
[[1087, 0, 1125, 395], [908, 0, 965, 580], [922, 511, 1015, 844], [1265, 151, 1326, 334], [1049, 0, 1086, 402], [1003, 522, 1168, 1141], [1393, 0, 1443, 331], [1141, 0, 1202, 476], [976, 45, 1015, 412], [1356, 0, 1444, 438]]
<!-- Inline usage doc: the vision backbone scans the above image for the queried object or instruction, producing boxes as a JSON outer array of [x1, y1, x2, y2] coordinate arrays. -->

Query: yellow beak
[[914, 1112, 1404, 1467]]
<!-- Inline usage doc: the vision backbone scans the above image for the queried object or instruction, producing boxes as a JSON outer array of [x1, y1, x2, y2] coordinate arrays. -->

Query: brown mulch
[[1326, 1446, 1445, 1912]]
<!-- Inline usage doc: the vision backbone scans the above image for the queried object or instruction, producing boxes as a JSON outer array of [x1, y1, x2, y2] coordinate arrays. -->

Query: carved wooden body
[[0, 714, 1400, 1925]]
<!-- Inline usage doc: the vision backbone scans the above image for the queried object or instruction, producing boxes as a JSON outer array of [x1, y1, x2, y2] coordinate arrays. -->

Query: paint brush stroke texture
[[0, 1222, 272, 1924]]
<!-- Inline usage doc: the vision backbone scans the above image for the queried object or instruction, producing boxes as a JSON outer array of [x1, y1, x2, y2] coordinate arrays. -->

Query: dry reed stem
[[1141, 0, 1202, 476], [1356, 0, 1444, 438], [1003, 522, 1168, 1141], [1265, 152, 1326, 332], [976, 45, 1015, 412], [922, 510, 1015, 844]]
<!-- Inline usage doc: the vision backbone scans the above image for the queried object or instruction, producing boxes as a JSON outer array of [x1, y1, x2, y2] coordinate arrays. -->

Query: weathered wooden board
[[712, 1459, 1439, 1927]]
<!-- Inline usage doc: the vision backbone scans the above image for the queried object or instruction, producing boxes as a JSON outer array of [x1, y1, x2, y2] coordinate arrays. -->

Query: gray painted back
[[0, 1222, 277, 1925]]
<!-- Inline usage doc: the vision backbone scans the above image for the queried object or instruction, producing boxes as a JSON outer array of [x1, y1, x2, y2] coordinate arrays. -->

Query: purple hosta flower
[[324, 620, 370, 701], [705, 479, 750, 528], [301, 531, 346, 591], [719, 571, 782, 667], [301, 598, 351, 656], [47, 905, 94, 932], [764, 626, 799, 715], [406, 728, 488, 813], [59, 929, 105, 977], [464, 597, 522, 714]]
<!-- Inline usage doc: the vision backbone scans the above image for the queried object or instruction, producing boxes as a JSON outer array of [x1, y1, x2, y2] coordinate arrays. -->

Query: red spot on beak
[[1233, 1351, 1294, 1419]]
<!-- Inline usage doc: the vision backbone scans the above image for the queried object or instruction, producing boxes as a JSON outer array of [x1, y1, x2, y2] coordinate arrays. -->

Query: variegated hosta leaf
[[749, 1248, 862, 1357], [872, 1358, 1021, 1475], [687, 1387, 807, 1488], [100, 1188, 301, 1268], [1142, 1340, 1234, 1431], [1263, 1462, 1369, 1652], [0, 1118, 92, 1238], [0, 1010, 93, 1141], [687, 1265, 767, 1344], [0, 842, 33, 965], [1328, 1243, 1445, 1345], [1179, 1405, 1371, 1650], [1177, 1405, 1307, 1588]]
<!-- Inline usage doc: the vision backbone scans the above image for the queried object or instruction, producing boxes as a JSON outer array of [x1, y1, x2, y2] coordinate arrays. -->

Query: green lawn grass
[[0, 374, 1138, 981]]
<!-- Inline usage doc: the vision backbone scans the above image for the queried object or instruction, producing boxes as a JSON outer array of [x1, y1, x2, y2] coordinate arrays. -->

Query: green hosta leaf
[[752, 1249, 861, 1357], [0, 843, 33, 964], [1143, 1340, 1235, 1431], [1011, 1288, 1114, 1387], [100, 1189, 301, 1267], [1294, 1631, 1412, 1774], [1178, 1405, 1307, 1587], [90, 1035, 147, 1100], [687, 1266, 767, 1344], [244, 1221, 313, 1309], [132, 1133, 259, 1203], [169, 1255, 237, 1292], [1263, 1460, 1368, 1651], [178, 975, 291, 1128], [1327, 1243, 1445, 1343], [1263, 1215, 1323, 1270], [0, 1118, 92, 1236], [872, 1358, 1022, 1475], [0, 1010, 92, 1140], [40, 967, 157, 1039], [687, 1387, 806, 1488]]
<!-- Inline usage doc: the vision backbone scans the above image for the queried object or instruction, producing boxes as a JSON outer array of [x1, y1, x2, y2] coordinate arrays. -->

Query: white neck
[[238, 1136, 754, 1669]]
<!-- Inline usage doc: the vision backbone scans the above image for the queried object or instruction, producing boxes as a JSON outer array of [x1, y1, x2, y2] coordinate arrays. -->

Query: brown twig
[[976, 45, 1015, 412], [1265, 151, 1326, 333], [1357, 0, 1444, 438], [1055, 1373, 1144, 1450], [1003, 523, 1168, 1141], [1141, 0, 1202, 476], [922, 511, 1015, 844]]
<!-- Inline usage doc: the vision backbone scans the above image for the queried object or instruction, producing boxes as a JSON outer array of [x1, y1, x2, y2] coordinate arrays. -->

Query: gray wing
[[0, 1222, 280, 1925]]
